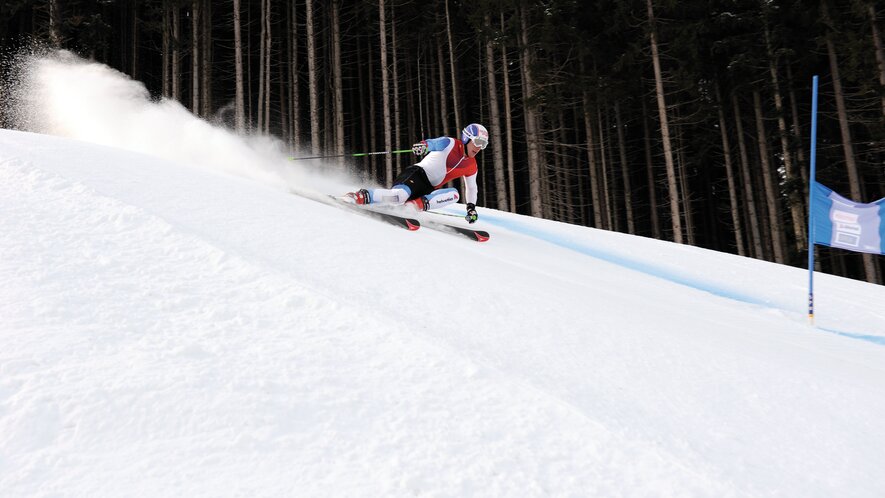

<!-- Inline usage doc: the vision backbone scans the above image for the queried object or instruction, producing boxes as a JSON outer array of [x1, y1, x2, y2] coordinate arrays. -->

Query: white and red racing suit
[[365, 136, 478, 208], [416, 137, 478, 205]]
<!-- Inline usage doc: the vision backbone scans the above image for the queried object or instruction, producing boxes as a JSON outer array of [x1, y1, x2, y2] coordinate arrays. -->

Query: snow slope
[[2, 52, 885, 497]]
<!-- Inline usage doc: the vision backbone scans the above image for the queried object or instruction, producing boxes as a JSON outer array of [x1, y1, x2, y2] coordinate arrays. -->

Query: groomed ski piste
[[3, 51, 885, 497]]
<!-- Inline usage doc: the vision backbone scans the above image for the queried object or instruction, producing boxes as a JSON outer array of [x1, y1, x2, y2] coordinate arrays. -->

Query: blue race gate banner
[[811, 181, 885, 256]]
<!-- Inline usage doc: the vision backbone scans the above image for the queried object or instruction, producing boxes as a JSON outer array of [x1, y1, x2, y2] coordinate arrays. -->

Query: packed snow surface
[[2, 52, 885, 497]]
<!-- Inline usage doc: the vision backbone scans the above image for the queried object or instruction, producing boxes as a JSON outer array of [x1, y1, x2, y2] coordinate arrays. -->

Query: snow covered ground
[[2, 52, 885, 497]]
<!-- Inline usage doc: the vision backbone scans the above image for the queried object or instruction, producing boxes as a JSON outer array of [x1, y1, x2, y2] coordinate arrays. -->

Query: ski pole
[[427, 210, 465, 219], [289, 149, 412, 161]]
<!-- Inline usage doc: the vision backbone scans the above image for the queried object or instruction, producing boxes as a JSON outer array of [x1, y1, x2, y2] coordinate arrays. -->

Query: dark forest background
[[2, 0, 884, 284]]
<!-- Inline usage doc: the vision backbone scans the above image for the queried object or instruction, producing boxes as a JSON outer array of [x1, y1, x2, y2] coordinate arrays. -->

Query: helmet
[[461, 123, 489, 150]]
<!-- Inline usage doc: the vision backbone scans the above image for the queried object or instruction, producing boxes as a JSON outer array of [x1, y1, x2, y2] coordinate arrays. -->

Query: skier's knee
[[369, 186, 411, 204], [424, 188, 459, 210]]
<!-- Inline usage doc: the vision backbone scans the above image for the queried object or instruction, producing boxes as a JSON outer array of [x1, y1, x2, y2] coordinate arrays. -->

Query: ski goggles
[[470, 135, 489, 150]]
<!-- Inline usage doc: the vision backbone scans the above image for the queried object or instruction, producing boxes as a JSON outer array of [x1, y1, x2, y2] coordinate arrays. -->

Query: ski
[[372, 206, 489, 241], [328, 195, 489, 240], [373, 205, 490, 242], [423, 221, 490, 242], [422, 211, 490, 241], [328, 195, 421, 231]]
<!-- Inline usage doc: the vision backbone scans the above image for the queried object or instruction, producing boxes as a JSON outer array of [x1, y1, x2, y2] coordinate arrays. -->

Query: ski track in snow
[[475, 211, 885, 346], [2, 125, 885, 498]]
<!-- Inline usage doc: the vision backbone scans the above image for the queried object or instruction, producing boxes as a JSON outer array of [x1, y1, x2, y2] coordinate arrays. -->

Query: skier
[[345, 123, 489, 224]]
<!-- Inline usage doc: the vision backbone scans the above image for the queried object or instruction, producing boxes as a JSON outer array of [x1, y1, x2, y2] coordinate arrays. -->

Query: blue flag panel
[[811, 182, 885, 255]]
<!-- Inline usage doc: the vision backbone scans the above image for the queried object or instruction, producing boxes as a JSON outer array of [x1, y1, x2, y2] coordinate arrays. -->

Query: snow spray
[[1, 48, 355, 196]]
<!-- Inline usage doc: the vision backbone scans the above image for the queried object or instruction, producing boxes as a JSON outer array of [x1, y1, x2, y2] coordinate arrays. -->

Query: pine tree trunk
[[306, 0, 320, 155], [423, 51, 433, 133], [436, 40, 450, 135], [598, 107, 612, 230], [519, 6, 543, 217], [608, 108, 621, 231], [583, 91, 603, 228], [233, 0, 245, 132], [558, 109, 576, 223], [358, 36, 369, 170], [715, 84, 746, 257], [824, 3, 880, 283], [614, 102, 635, 234], [785, 62, 808, 189], [391, 8, 402, 174], [552, 115, 565, 221], [732, 94, 764, 259], [120, 4, 127, 72], [484, 14, 507, 211], [868, 3, 885, 117], [49, 0, 61, 47], [263, 0, 271, 133], [130, 1, 137, 78], [541, 111, 553, 220], [675, 121, 695, 245], [323, 76, 332, 151], [501, 13, 516, 213], [765, 23, 806, 250], [753, 90, 786, 263], [257, 0, 266, 129], [646, 0, 682, 243], [285, 2, 293, 143], [428, 51, 438, 133], [570, 109, 586, 225], [191, 0, 200, 115], [368, 38, 378, 177], [246, 4, 252, 124], [641, 99, 661, 239], [172, 5, 180, 101], [163, 1, 170, 97], [444, 0, 461, 129], [379, 0, 393, 184], [201, 0, 212, 118], [279, 60, 288, 142], [289, 1, 300, 145], [406, 56, 418, 142], [753, 148, 773, 260], [415, 50, 426, 136], [330, 0, 344, 155], [476, 40, 487, 200]]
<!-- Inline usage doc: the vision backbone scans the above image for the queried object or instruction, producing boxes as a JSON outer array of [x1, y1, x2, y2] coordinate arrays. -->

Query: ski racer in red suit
[[346, 123, 489, 224]]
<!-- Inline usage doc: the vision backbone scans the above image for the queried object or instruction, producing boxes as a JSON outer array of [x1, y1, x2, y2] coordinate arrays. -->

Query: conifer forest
[[2, 0, 884, 284]]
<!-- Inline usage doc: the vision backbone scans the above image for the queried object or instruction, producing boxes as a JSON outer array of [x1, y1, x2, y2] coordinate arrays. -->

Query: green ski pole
[[289, 149, 412, 161]]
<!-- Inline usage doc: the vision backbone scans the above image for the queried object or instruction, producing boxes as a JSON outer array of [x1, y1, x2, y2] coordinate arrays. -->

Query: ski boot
[[345, 189, 371, 205], [405, 196, 429, 212]]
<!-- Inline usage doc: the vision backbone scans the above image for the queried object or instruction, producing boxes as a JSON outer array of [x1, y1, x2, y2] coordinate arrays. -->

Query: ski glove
[[465, 203, 478, 224], [412, 141, 428, 156]]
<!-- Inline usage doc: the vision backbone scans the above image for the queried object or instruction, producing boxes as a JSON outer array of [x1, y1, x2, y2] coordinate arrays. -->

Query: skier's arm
[[463, 172, 478, 205], [424, 137, 453, 152], [464, 175, 478, 223], [412, 137, 452, 156]]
